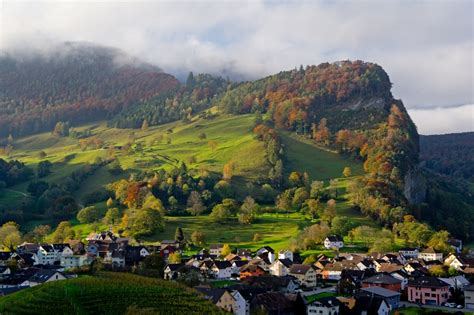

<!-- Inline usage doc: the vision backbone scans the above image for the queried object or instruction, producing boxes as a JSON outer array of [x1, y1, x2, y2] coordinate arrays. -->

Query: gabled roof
[[29, 270, 63, 283], [165, 263, 184, 271], [213, 261, 232, 270], [273, 258, 293, 268], [421, 247, 440, 254], [362, 273, 401, 285], [307, 296, 341, 308], [289, 264, 312, 274], [252, 292, 293, 311], [257, 246, 275, 254], [0, 252, 12, 260], [40, 245, 54, 253], [325, 235, 343, 242], [242, 275, 296, 290], [233, 260, 248, 268], [240, 264, 265, 273], [196, 287, 233, 304], [465, 284, 474, 291], [354, 295, 388, 314], [209, 244, 224, 250], [408, 276, 450, 288]]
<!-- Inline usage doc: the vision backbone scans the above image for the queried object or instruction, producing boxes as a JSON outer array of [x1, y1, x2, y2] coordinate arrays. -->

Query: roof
[[307, 296, 341, 308], [439, 275, 470, 287], [209, 244, 224, 249], [257, 246, 275, 254], [354, 295, 388, 314], [240, 264, 265, 273], [29, 270, 63, 283], [233, 260, 248, 268], [274, 258, 293, 268], [362, 273, 401, 285], [0, 252, 12, 260], [361, 286, 401, 298], [289, 264, 312, 274], [40, 245, 54, 253], [465, 284, 474, 291], [242, 275, 296, 290], [421, 247, 440, 254], [251, 292, 293, 311], [196, 287, 232, 304], [325, 235, 343, 242], [213, 261, 232, 270], [408, 276, 450, 288], [166, 263, 184, 271]]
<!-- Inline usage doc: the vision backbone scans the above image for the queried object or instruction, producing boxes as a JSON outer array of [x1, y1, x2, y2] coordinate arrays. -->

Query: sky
[[1, 0, 473, 134]]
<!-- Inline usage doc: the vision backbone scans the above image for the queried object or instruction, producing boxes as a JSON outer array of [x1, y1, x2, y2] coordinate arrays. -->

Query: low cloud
[[408, 104, 473, 135]]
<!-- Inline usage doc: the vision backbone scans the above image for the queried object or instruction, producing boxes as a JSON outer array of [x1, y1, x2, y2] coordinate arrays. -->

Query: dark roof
[[354, 295, 388, 314], [421, 247, 439, 254], [0, 252, 12, 260], [307, 296, 341, 308], [257, 246, 275, 254], [289, 264, 312, 274], [166, 263, 184, 271], [362, 273, 401, 285], [237, 249, 252, 256], [29, 270, 63, 283], [52, 244, 70, 251], [275, 258, 293, 268], [209, 244, 224, 249], [229, 286, 266, 301], [240, 264, 265, 273], [233, 260, 248, 268], [242, 275, 296, 290], [251, 292, 293, 311], [325, 235, 343, 242], [360, 287, 401, 298], [40, 245, 54, 253], [408, 276, 450, 288], [399, 247, 418, 252], [464, 284, 474, 291], [195, 287, 229, 304], [213, 261, 232, 270]]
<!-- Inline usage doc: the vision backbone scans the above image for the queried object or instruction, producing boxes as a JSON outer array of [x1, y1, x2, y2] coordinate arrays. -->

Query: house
[[209, 244, 224, 257], [125, 245, 150, 265], [16, 243, 39, 255], [390, 270, 409, 290], [399, 248, 419, 260], [237, 249, 252, 259], [159, 245, 178, 260], [211, 261, 233, 279], [357, 259, 375, 271], [0, 252, 13, 266], [160, 240, 180, 249], [289, 264, 317, 288], [353, 295, 390, 315], [404, 261, 425, 275], [104, 250, 125, 269], [240, 264, 266, 280], [407, 276, 450, 305], [321, 260, 358, 281], [231, 260, 248, 276], [447, 238, 463, 253], [27, 270, 66, 287], [439, 275, 470, 290], [60, 254, 93, 269], [361, 273, 402, 292], [34, 245, 59, 265], [269, 259, 292, 277], [278, 250, 293, 262], [338, 269, 375, 294], [250, 292, 295, 315], [66, 240, 85, 254], [359, 286, 401, 310], [164, 264, 185, 280], [323, 235, 344, 249], [196, 287, 236, 313], [444, 253, 474, 271], [0, 266, 11, 277], [230, 290, 246, 315], [241, 275, 298, 293], [465, 284, 474, 310], [305, 296, 340, 315], [418, 247, 443, 262]]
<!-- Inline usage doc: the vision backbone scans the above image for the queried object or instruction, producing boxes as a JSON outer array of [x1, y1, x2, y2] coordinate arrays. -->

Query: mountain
[[0, 42, 179, 138]]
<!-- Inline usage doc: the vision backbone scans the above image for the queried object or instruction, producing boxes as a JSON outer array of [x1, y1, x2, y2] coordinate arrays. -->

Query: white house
[[418, 247, 443, 262], [211, 261, 233, 279], [278, 250, 293, 262], [269, 259, 292, 277], [306, 296, 340, 315], [399, 248, 419, 260], [230, 290, 246, 315], [60, 254, 94, 269], [27, 270, 66, 287], [324, 235, 344, 249], [444, 254, 474, 271], [289, 264, 317, 288], [34, 245, 59, 265], [209, 244, 224, 257]]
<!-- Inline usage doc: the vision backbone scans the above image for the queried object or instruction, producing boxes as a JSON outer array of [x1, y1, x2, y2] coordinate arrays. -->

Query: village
[[0, 230, 473, 314]]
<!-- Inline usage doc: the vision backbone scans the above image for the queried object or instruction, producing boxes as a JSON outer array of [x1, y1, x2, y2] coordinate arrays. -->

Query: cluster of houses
[[1, 231, 474, 315], [163, 239, 474, 315]]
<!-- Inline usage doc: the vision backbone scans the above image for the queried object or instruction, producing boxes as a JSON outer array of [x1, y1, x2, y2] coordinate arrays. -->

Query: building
[[361, 273, 402, 292], [196, 287, 236, 313], [278, 250, 294, 262], [209, 244, 224, 257], [305, 296, 340, 315], [359, 286, 401, 310], [353, 295, 390, 315], [27, 270, 66, 287], [407, 276, 450, 305], [289, 264, 317, 288], [211, 261, 233, 279], [444, 253, 474, 271], [269, 259, 292, 277], [324, 235, 344, 249], [465, 284, 474, 310], [399, 248, 419, 260], [447, 238, 463, 253], [34, 245, 58, 265], [418, 247, 443, 262], [240, 264, 266, 280]]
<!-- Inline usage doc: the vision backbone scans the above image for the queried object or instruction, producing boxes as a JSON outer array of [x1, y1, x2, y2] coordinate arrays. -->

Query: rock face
[[404, 167, 427, 205]]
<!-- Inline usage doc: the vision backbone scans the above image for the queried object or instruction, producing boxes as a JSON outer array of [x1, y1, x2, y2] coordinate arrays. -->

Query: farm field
[[0, 272, 224, 314]]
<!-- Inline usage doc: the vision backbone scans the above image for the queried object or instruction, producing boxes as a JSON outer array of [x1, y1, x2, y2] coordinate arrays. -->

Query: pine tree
[[141, 119, 149, 132], [175, 227, 184, 243]]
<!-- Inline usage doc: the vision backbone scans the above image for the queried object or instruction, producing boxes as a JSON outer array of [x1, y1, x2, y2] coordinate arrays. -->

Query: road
[[399, 302, 471, 313]]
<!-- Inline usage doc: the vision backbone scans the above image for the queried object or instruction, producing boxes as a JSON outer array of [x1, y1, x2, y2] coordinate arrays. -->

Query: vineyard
[[0, 272, 224, 314]]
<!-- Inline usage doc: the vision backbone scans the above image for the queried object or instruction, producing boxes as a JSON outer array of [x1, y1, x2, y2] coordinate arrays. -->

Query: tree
[[0, 222, 22, 250], [37, 160, 52, 178], [141, 119, 149, 132], [292, 187, 309, 209], [168, 252, 182, 264], [349, 225, 378, 249], [106, 197, 114, 208], [77, 206, 101, 224], [191, 230, 205, 246], [103, 208, 120, 225], [210, 204, 232, 222], [221, 244, 231, 257], [321, 199, 337, 223], [239, 196, 259, 224], [186, 191, 205, 216], [143, 194, 165, 215], [31, 225, 51, 243], [175, 227, 184, 243], [129, 209, 164, 238], [186, 71, 195, 87], [343, 167, 352, 178], [38, 151, 47, 159], [276, 191, 292, 212], [253, 233, 262, 242], [305, 199, 322, 220], [51, 221, 75, 243], [140, 253, 165, 278], [310, 181, 324, 198], [428, 230, 451, 253], [223, 161, 235, 181], [331, 216, 356, 236]]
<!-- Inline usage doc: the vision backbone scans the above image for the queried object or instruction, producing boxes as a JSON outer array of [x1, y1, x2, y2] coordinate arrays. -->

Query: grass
[[0, 272, 224, 314], [393, 307, 473, 315]]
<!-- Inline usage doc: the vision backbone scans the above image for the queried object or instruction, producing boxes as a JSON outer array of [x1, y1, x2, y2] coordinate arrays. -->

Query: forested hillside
[[0, 42, 179, 137]]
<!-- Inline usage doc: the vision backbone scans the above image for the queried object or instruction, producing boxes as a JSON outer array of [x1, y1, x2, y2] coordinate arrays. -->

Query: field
[[0, 272, 223, 314]]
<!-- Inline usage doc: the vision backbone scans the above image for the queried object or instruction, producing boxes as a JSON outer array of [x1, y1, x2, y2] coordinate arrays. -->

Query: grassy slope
[[0, 112, 383, 252], [0, 272, 224, 315]]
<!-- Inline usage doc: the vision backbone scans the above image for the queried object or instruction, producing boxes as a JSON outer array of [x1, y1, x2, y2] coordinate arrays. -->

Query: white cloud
[[408, 104, 474, 135], [1, 0, 473, 125]]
